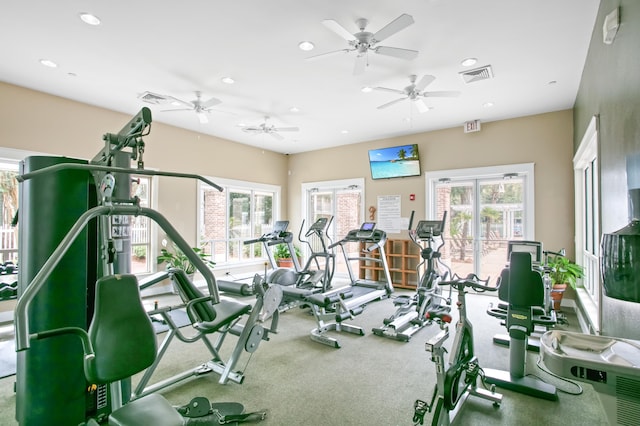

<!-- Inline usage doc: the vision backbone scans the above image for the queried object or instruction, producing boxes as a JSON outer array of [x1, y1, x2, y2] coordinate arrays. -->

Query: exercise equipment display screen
[[416, 220, 443, 238], [507, 241, 542, 264], [273, 221, 289, 232], [357, 222, 376, 238], [360, 222, 375, 231]]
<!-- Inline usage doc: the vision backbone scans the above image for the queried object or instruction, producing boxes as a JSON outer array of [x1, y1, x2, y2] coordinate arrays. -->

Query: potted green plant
[[547, 254, 584, 311], [273, 243, 301, 268], [156, 240, 216, 275]]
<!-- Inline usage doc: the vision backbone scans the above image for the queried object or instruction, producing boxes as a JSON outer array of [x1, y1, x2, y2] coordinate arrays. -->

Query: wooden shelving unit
[[358, 239, 421, 289]]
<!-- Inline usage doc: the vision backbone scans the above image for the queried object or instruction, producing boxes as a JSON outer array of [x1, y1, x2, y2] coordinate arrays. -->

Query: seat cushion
[[194, 298, 251, 333], [108, 394, 184, 426]]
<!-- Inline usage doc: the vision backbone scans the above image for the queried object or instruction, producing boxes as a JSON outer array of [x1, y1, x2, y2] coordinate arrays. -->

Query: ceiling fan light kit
[[374, 74, 460, 113], [140, 91, 222, 124], [309, 13, 419, 75], [241, 116, 299, 141]]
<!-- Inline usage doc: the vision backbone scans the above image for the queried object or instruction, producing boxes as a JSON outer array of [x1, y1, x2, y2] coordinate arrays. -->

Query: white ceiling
[[0, 0, 600, 154]]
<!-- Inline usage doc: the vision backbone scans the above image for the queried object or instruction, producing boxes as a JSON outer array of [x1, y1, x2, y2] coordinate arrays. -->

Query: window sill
[[575, 287, 600, 335]]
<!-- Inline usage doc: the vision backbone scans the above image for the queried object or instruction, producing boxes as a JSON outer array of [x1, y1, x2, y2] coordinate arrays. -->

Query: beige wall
[[288, 109, 575, 256], [1, 82, 576, 273], [0, 82, 288, 247]]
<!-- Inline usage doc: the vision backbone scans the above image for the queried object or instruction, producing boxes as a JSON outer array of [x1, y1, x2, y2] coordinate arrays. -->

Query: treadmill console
[[273, 220, 289, 234], [416, 220, 443, 239], [356, 222, 376, 239]]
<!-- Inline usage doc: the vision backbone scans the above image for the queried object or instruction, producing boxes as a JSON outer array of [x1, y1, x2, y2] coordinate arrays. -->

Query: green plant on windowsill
[[273, 243, 302, 261], [547, 254, 584, 289], [156, 240, 216, 275], [546, 251, 584, 312]]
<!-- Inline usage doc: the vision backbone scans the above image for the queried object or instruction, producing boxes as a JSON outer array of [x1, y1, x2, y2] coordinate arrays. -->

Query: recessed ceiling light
[[79, 13, 101, 26], [39, 59, 58, 68], [341, 130, 349, 134], [289, 106, 300, 113], [483, 102, 494, 108], [361, 86, 373, 93], [221, 77, 235, 84], [461, 57, 477, 67], [298, 41, 315, 51]]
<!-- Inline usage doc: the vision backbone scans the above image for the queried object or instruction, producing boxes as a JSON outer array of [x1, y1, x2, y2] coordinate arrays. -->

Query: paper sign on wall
[[377, 195, 402, 234]]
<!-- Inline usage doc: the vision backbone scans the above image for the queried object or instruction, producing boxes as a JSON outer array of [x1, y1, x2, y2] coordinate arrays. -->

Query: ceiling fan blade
[[372, 14, 414, 43], [273, 127, 299, 132], [160, 108, 193, 112], [373, 86, 406, 95], [413, 99, 429, 113], [414, 75, 436, 92], [270, 132, 285, 141], [306, 48, 352, 61], [423, 90, 461, 98], [377, 97, 407, 110], [196, 112, 209, 124], [375, 46, 418, 60], [167, 96, 194, 108], [201, 96, 222, 109], [242, 127, 262, 133], [322, 19, 356, 41], [353, 54, 367, 75]]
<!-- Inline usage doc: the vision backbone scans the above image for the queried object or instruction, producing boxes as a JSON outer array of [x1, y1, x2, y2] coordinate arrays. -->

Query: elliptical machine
[[373, 212, 451, 342], [413, 274, 503, 426]]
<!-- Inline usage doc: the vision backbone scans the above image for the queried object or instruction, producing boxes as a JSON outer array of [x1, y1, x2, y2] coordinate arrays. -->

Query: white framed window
[[0, 159, 19, 264], [198, 177, 280, 266], [425, 163, 535, 281], [301, 178, 364, 277], [573, 115, 600, 333], [130, 175, 157, 274]]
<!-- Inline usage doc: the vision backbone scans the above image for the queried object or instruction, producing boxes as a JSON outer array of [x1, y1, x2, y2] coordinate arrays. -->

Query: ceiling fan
[[241, 117, 299, 140], [308, 13, 418, 75], [374, 74, 460, 113], [160, 91, 222, 124]]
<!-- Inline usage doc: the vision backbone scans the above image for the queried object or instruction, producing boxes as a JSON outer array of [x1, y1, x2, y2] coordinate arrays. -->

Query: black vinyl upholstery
[[86, 274, 185, 426], [169, 269, 251, 332], [86, 274, 157, 383]]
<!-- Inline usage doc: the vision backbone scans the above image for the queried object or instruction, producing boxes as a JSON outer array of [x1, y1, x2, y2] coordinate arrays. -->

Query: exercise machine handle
[[439, 273, 497, 293]]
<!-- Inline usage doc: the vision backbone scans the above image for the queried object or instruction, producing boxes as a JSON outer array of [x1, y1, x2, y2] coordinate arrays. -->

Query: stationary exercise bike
[[373, 212, 451, 342], [413, 274, 503, 426]]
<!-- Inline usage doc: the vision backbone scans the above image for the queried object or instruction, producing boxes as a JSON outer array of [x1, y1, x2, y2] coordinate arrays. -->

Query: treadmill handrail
[[14, 205, 218, 351]]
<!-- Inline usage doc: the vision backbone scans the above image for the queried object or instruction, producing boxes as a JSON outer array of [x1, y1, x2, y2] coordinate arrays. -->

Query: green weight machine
[[14, 108, 269, 425]]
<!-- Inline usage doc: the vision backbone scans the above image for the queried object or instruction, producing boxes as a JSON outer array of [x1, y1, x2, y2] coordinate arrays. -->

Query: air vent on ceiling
[[459, 65, 494, 84], [138, 91, 171, 105]]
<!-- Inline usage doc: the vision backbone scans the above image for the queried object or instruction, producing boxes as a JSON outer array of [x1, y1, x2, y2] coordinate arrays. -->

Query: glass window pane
[[131, 176, 151, 274]]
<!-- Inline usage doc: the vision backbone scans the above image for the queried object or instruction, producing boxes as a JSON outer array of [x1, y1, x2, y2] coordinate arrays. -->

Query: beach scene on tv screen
[[369, 144, 420, 179]]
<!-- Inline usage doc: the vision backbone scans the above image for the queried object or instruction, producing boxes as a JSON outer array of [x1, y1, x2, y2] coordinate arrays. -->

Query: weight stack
[[15, 156, 97, 425]]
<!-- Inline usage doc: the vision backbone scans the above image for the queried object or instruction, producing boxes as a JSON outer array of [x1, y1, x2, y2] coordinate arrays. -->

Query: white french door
[[302, 178, 364, 277], [426, 164, 535, 284]]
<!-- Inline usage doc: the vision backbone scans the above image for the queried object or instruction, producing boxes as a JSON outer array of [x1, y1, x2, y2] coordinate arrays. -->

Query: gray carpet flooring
[[0, 285, 609, 425]]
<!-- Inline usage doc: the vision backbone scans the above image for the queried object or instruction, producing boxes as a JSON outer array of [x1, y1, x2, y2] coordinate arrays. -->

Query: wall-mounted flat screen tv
[[368, 144, 421, 180]]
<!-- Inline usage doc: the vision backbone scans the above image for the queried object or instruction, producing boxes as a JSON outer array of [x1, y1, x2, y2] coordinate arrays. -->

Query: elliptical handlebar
[[439, 273, 497, 293]]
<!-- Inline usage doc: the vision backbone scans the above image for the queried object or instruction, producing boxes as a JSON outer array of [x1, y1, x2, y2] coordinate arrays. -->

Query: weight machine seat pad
[[192, 298, 251, 333], [108, 393, 185, 426], [167, 269, 252, 333], [87, 274, 157, 384]]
